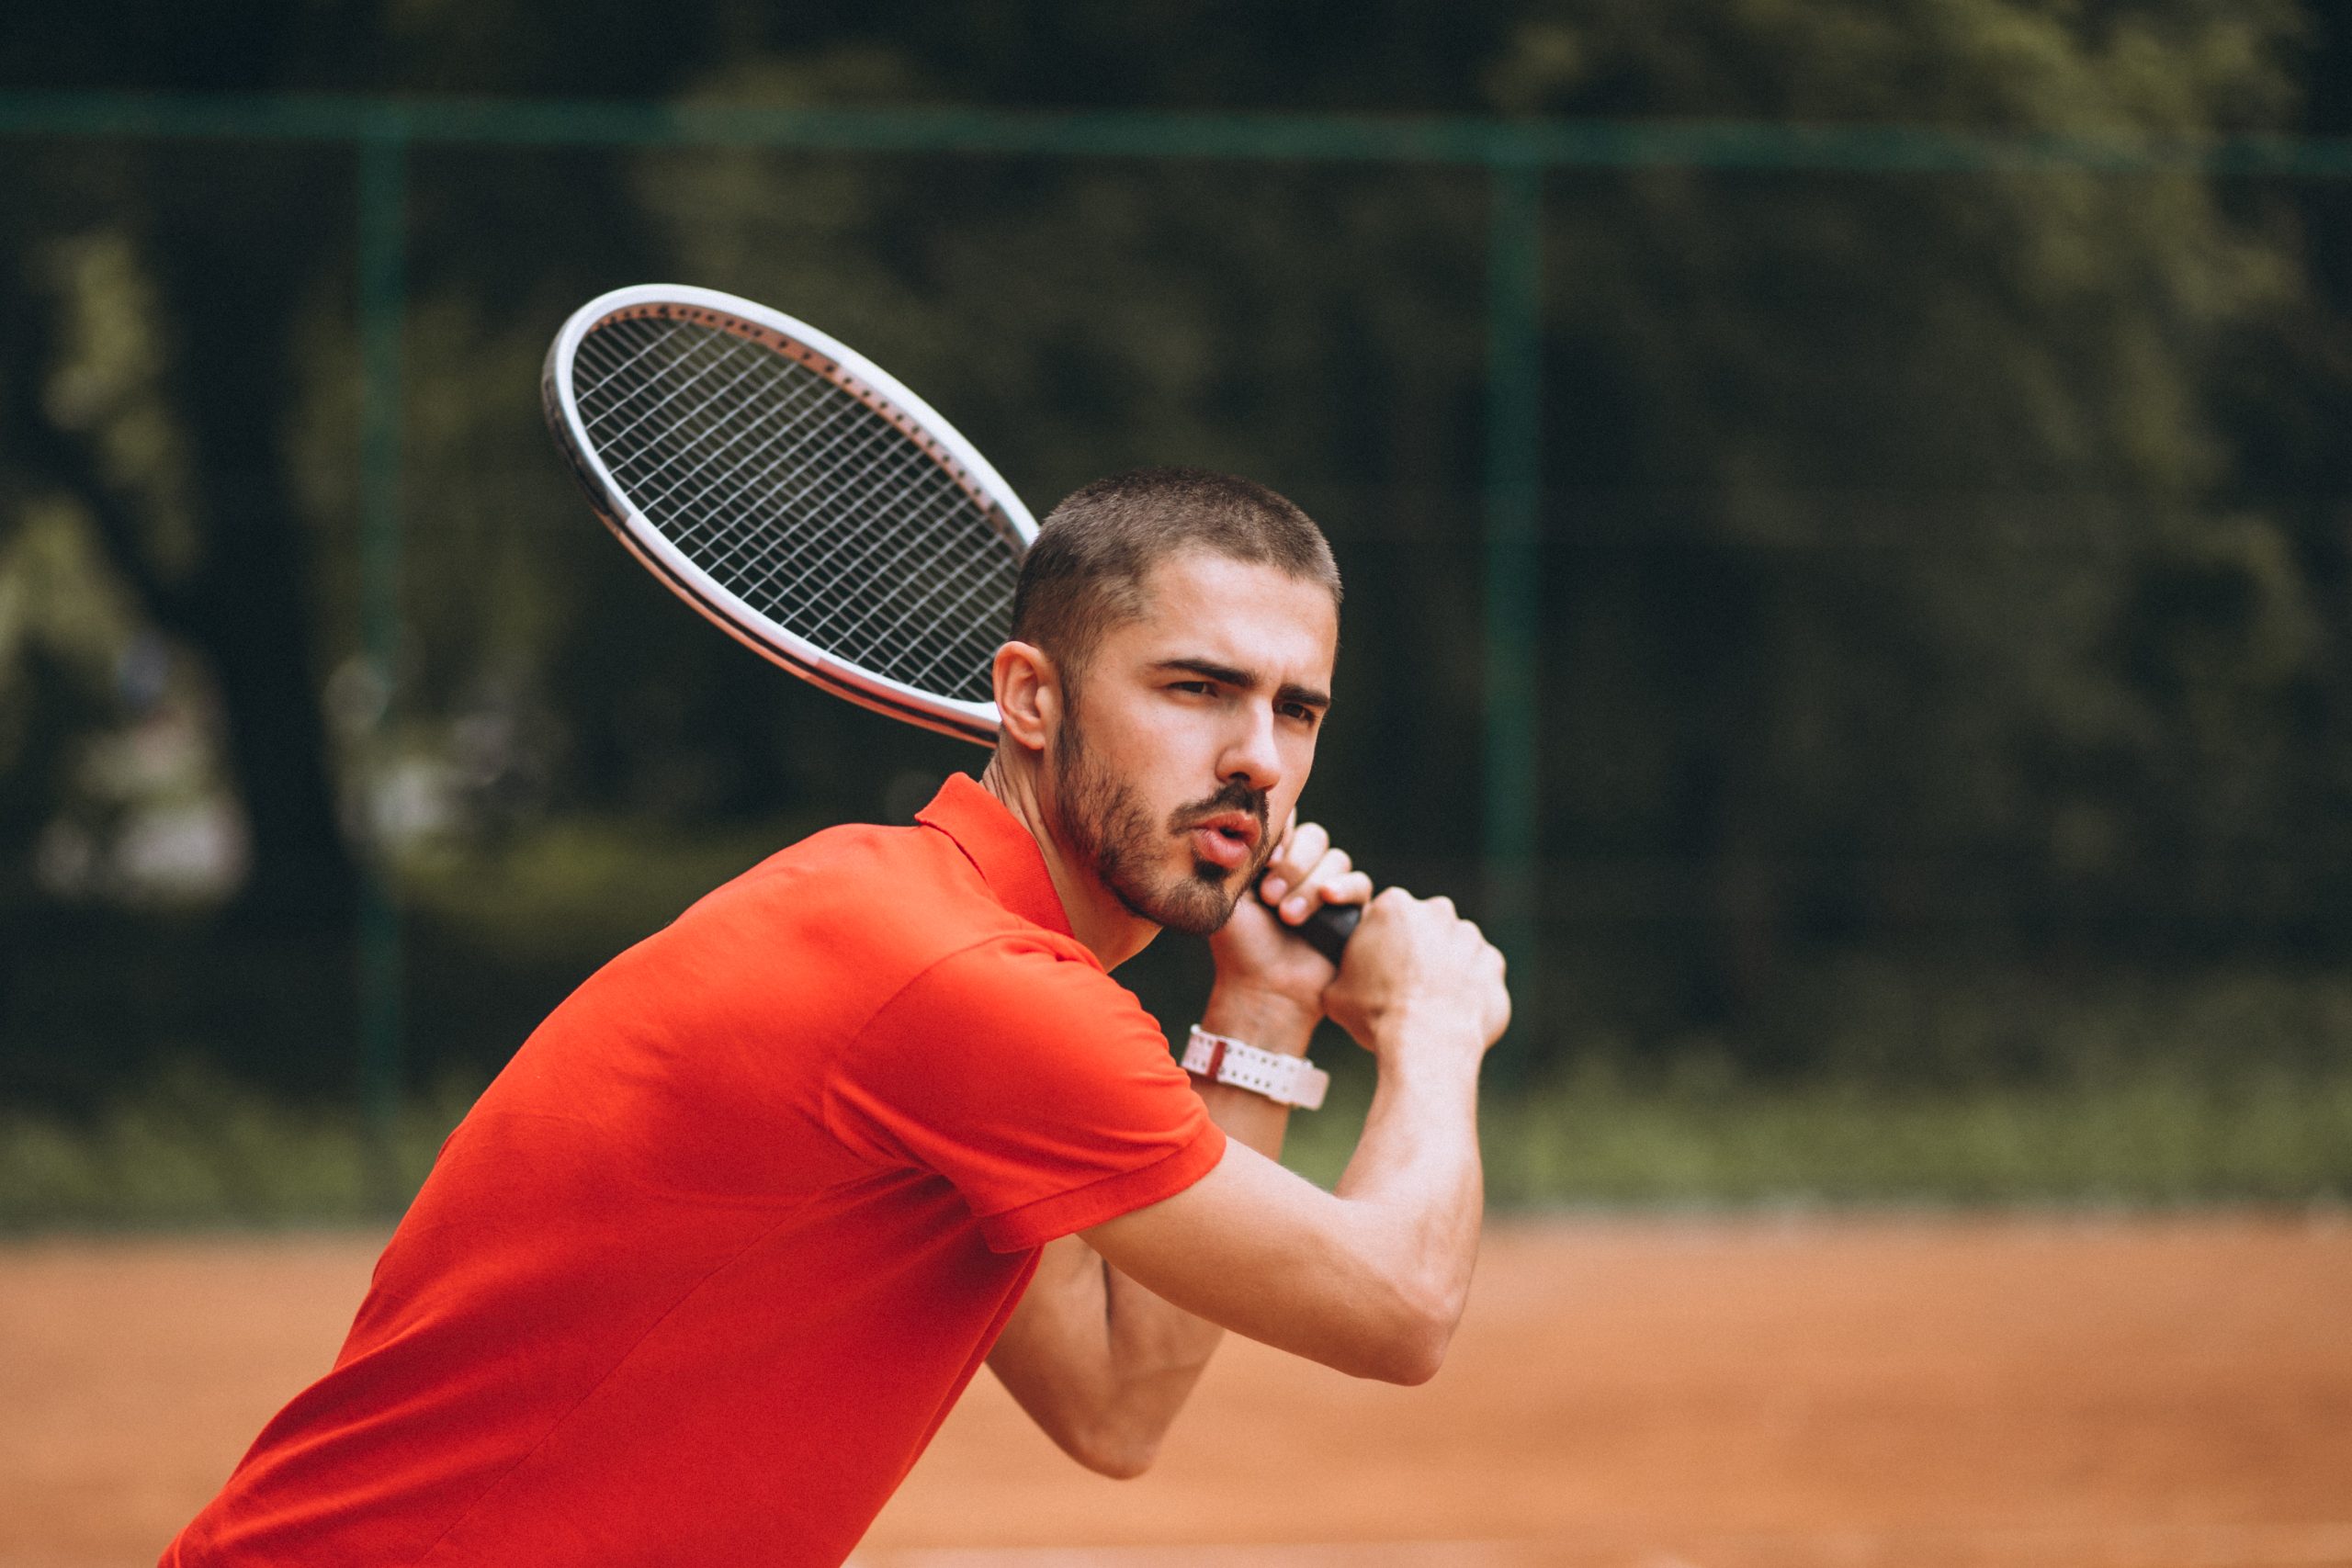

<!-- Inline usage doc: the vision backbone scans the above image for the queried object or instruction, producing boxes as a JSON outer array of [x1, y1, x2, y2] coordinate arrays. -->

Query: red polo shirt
[[165, 774, 1225, 1567]]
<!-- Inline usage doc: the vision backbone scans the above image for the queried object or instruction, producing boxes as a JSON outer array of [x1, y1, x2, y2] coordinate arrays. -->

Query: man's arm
[[1086, 913, 1496, 1384], [985, 818, 1364, 1477], [986, 856, 1507, 1474], [982, 986, 1311, 1477]]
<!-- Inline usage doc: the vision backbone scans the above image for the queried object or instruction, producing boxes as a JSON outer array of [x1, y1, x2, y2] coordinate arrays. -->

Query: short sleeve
[[825, 939, 1226, 1252]]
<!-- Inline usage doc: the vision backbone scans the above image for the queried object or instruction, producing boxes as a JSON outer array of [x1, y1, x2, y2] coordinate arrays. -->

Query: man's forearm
[[1084, 987, 1318, 1461], [1082, 888, 1507, 1387], [1329, 1020, 1486, 1356], [1082, 1018, 1486, 1386], [992, 987, 1322, 1477]]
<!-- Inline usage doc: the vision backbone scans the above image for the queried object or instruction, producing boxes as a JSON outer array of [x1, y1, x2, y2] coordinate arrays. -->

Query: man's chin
[[1190, 856, 1241, 888], [1187, 862, 1247, 930], [1109, 863, 1242, 938]]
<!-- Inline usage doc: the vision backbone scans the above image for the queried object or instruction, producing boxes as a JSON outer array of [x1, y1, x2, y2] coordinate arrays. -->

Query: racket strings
[[784, 440, 991, 637], [574, 317, 1018, 704], [634, 375, 876, 565], [582, 323, 1006, 659], [578, 322, 978, 592], [582, 323, 846, 526], [708, 412, 1002, 681], [581, 322, 925, 552]]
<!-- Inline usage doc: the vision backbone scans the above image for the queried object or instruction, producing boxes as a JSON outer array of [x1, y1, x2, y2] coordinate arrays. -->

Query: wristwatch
[[1182, 1025, 1329, 1111]]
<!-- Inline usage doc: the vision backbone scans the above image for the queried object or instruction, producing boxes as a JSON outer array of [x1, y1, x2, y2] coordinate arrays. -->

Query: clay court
[[6, 1213, 2347, 1568]]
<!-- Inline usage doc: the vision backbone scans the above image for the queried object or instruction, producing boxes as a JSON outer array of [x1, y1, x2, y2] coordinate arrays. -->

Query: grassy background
[[1321, 1066, 2352, 1208], [5, 1059, 2346, 1229]]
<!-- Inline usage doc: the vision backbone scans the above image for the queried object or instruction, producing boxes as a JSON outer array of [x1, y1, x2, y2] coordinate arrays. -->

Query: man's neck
[[978, 751, 1159, 969]]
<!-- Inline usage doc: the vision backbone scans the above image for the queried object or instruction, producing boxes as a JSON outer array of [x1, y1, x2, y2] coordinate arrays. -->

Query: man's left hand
[[1207, 815, 1374, 1026]]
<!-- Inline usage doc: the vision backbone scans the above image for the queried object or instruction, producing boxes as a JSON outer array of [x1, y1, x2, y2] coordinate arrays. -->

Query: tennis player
[[163, 468, 1510, 1567]]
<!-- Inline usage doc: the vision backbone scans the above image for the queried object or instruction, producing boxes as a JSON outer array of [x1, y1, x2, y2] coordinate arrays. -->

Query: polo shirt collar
[[916, 773, 1076, 939]]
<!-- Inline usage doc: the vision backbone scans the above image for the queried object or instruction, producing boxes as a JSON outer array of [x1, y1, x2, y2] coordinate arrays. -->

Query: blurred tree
[[2, 0, 2350, 1093], [0, 0, 730, 925], [1474, 0, 2332, 1044]]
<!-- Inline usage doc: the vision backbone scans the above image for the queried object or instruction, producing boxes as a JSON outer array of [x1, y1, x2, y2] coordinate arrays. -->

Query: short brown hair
[[1009, 468, 1340, 681]]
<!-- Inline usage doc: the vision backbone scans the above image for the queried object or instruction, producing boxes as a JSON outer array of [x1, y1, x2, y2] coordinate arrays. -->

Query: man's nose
[[1217, 704, 1283, 792]]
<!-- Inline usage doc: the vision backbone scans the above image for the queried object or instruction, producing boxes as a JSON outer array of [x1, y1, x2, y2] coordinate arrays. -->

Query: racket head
[[541, 284, 1035, 746]]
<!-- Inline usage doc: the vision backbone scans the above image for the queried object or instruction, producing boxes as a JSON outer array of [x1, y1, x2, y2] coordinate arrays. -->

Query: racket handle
[[1297, 900, 1361, 964]]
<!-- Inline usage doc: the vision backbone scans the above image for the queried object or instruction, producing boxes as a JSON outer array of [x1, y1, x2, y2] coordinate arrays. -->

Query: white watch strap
[[1182, 1025, 1329, 1111]]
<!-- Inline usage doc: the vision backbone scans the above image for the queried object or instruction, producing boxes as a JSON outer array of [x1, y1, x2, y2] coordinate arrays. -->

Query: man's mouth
[[1186, 812, 1261, 872]]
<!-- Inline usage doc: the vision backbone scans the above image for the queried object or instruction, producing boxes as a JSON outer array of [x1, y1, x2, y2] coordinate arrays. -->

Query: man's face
[[1045, 551, 1339, 936]]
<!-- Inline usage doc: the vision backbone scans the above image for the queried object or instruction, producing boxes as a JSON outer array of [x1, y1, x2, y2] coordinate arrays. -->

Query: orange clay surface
[[3, 1214, 2347, 1568]]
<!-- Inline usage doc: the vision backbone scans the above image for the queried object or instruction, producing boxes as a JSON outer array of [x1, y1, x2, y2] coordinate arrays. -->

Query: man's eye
[[1171, 681, 1214, 695]]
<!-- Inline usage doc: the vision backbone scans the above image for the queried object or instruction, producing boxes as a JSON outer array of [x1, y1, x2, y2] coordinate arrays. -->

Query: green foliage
[[0, 1063, 475, 1229], [1475, 1070, 2352, 1206], [4, 3, 2352, 1100], [398, 813, 832, 964], [1487, 0, 2306, 131], [8, 1051, 2341, 1229], [1757, 957, 2352, 1081], [1279, 1060, 2352, 1206], [1506, 0, 2346, 1018]]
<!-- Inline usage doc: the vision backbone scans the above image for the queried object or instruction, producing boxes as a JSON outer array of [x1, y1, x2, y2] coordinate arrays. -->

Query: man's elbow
[[1077, 1443, 1158, 1481], [1334, 1279, 1460, 1386], [1061, 1421, 1162, 1481], [1361, 1312, 1453, 1386]]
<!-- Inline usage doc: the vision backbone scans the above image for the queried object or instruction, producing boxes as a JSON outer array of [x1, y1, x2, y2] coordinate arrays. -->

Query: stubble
[[1049, 707, 1276, 937]]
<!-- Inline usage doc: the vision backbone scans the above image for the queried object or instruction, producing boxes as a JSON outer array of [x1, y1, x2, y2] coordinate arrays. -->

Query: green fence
[[5, 92, 2351, 1151]]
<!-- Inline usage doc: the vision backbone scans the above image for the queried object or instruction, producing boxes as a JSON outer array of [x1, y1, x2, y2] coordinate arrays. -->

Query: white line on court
[[850, 1520, 2352, 1568]]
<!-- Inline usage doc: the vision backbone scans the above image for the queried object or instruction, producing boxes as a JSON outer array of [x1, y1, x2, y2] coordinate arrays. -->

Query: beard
[[1048, 706, 1276, 937]]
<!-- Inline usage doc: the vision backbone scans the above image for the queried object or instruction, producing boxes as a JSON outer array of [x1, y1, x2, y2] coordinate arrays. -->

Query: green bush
[[1279, 1064, 2352, 1207], [0, 1064, 474, 1228], [6, 1055, 2347, 1230]]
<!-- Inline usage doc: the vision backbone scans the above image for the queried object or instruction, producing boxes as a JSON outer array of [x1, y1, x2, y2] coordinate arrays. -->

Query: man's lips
[[1186, 812, 1261, 872]]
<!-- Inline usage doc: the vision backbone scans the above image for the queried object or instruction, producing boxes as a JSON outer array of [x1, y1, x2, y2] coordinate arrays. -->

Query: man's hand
[[1206, 814, 1374, 1030], [1322, 888, 1511, 1062]]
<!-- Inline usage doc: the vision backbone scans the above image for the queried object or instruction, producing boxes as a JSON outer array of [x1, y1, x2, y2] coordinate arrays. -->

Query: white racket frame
[[542, 283, 1037, 747]]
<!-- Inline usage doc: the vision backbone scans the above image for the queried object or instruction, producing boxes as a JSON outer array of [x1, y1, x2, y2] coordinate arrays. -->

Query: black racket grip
[[1296, 900, 1361, 964]]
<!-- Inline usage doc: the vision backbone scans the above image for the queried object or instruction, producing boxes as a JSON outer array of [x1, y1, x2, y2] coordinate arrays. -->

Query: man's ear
[[991, 639, 1062, 752]]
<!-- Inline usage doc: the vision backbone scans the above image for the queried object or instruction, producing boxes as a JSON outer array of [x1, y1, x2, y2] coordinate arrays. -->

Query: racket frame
[[541, 283, 1036, 748], [544, 283, 1363, 964]]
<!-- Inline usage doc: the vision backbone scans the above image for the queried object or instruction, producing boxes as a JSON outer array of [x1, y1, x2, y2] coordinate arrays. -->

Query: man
[[165, 468, 1510, 1566]]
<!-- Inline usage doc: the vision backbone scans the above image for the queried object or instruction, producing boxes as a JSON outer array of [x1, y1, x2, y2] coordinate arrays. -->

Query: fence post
[[1483, 152, 1544, 1081], [356, 111, 407, 1202]]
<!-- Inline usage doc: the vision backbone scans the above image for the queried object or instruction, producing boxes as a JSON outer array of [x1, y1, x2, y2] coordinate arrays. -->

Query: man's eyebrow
[[1152, 657, 1331, 711], [1276, 681, 1333, 712]]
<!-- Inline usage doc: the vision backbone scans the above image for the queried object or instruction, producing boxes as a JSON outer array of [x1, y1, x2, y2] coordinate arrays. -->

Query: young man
[[164, 468, 1510, 1567]]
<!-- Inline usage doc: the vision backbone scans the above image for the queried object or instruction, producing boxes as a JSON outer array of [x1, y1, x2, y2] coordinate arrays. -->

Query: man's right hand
[[1322, 887, 1511, 1059], [1080, 886, 1510, 1390]]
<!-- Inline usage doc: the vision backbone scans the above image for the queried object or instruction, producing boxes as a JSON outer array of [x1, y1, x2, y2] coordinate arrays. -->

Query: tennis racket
[[540, 283, 1358, 962]]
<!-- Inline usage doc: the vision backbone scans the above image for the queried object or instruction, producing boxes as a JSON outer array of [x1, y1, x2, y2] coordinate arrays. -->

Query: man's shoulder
[[674, 816, 1076, 962], [538, 817, 1086, 1073]]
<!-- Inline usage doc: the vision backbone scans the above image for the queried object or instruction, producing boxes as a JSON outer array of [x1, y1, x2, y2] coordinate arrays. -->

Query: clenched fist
[[1322, 887, 1510, 1060]]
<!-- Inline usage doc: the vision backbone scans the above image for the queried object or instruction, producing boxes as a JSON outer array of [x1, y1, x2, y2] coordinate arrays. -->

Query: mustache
[[1167, 777, 1270, 837]]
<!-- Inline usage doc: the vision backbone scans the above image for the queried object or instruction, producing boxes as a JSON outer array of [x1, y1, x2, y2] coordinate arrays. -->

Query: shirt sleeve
[[824, 937, 1227, 1252]]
